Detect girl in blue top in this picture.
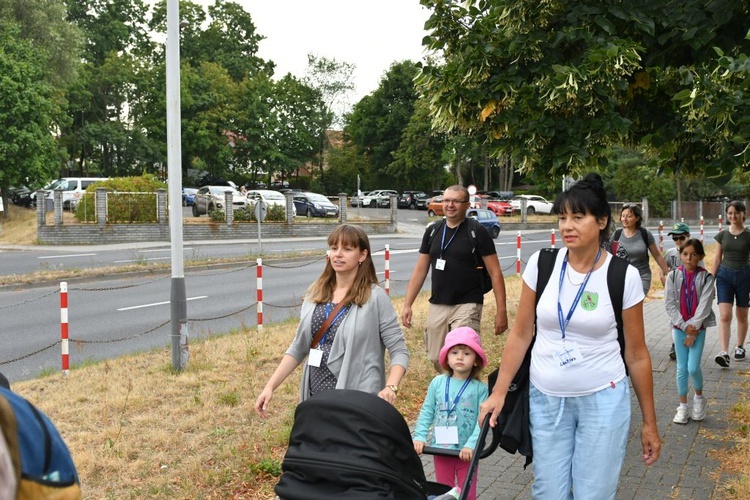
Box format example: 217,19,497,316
413,327,488,500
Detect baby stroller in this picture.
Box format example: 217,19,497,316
274,389,499,499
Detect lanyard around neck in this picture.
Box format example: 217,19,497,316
557,250,601,340
681,267,698,313
444,376,472,414
439,221,462,258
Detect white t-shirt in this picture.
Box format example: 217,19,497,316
524,249,645,396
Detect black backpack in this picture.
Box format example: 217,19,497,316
426,217,493,293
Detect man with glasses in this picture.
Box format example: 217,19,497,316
402,185,508,371
664,223,704,360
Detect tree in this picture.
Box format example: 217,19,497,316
0,0,81,85
418,0,750,180
346,60,420,187
387,98,447,191
0,21,66,215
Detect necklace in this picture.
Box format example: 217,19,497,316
566,266,586,286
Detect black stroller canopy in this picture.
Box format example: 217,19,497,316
275,389,430,499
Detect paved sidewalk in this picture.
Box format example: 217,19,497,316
422,299,744,499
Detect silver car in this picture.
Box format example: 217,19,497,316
192,186,247,216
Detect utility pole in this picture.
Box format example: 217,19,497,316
167,0,188,370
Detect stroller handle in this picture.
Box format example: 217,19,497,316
421,413,499,460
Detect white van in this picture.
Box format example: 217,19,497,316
44,177,109,209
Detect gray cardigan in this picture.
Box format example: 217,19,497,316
665,268,717,331
286,285,409,402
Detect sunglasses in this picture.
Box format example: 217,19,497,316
672,235,687,242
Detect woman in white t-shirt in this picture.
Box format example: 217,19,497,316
480,173,660,499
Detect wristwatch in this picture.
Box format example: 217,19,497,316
387,385,399,394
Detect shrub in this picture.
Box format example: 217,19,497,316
209,209,225,223
74,174,167,223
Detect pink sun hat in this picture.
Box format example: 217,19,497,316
438,326,487,368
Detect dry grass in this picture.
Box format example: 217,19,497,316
0,205,37,245
10,282,520,499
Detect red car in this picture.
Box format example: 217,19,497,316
486,199,515,216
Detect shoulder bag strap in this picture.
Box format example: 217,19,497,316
310,301,348,348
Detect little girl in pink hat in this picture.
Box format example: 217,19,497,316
412,326,489,500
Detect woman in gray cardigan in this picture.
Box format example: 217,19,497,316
255,225,409,418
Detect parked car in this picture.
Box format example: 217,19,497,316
360,189,398,208
486,199,515,216
397,190,429,209
350,191,368,207
192,185,247,216
245,189,296,216
43,177,109,209
467,208,501,238
182,187,198,206
293,192,340,217
480,190,514,200
8,186,35,208
510,194,554,215
426,195,444,217
425,208,501,239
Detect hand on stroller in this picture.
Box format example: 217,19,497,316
459,447,474,462
479,392,506,428
413,440,425,455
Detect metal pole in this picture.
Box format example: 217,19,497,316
167,0,187,371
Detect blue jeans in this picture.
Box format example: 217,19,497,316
716,265,750,307
529,381,630,500
672,328,706,396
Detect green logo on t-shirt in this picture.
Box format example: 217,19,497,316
581,291,598,311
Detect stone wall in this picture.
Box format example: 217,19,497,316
36,190,398,245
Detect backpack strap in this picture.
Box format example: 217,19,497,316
536,248,559,307
607,255,629,374
426,219,445,252
639,226,650,247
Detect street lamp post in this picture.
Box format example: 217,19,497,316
167,0,187,370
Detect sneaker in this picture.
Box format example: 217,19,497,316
692,397,707,421
715,352,730,368
669,343,676,361
673,405,689,424
735,346,746,361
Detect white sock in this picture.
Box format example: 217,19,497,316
678,403,687,409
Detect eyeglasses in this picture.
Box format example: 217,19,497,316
672,235,687,242
442,199,469,205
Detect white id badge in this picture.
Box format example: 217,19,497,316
556,341,583,368
434,426,459,445
307,348,323,367
435,258,446,271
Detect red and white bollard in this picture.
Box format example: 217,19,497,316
659,221,664,253
384,245,391,295
550,229,556,248
718,214,723,232
700,216,704,242
256,258,263,333
516,231,522,276
60,281,69,376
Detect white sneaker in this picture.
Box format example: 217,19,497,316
692,397,707,421
673,405,689,424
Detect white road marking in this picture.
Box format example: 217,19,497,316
38,253,97,259
117,295,208,311
138,248,193,253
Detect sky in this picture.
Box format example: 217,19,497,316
231,1,433,105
